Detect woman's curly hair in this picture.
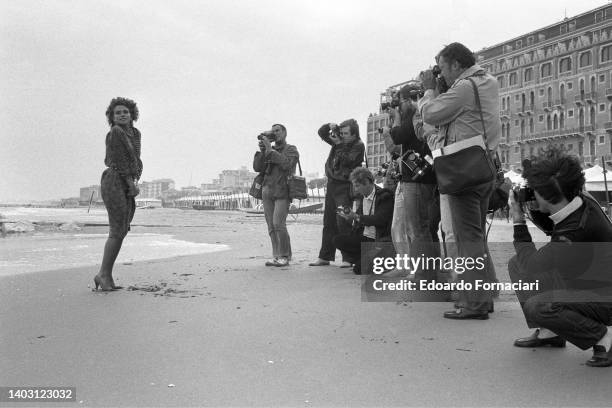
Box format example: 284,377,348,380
524,145,585,204
105,97,139,126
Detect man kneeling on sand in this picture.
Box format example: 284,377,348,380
332,167,394,275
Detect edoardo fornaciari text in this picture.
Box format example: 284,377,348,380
371,279,540,292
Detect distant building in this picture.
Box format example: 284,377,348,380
476,4,612,169
180,186,201,196
79,185,101,204
139,178,175,199
218,166,257,192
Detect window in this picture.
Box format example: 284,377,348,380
601,104,606,112
367,135,373,143
541,63,552,78
539,115,544,122
529,118,534,133
567,82,573,90
602,45,612,63
539,89,545,96
515,94,520,101
560,83,566,104
559,57,572,72
515,146,520,153
560,24,568,35
516,40,522,49
568,144,573,151
579,52,592,68
600,74,606,83
524,68,533,82
600,135,606,144
515,120,519,126
527,36,534,46
497,76,505,88
590,140,595,156
596,11,604,23
568,110,574,118
509,72,518,86
367,146,373,155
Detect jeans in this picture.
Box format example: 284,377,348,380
262,187,291,259
391,181,436,280
445,180,495,313
318,181,353,261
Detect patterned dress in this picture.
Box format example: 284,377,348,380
101,125,143,239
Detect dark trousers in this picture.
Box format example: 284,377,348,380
318,181,353,261
509,256,612,350
446,180,495,313
333,234,376,274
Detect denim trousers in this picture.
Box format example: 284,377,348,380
318,181,353,261
391,181,436,280
444,180,495,312
262,187,291,259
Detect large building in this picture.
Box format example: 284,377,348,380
218,166,257,192
366,4,612,172
477,4,612,170
139,178,175,199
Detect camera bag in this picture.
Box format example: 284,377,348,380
432,76,496,195
287,157,308,200
249,173,264,200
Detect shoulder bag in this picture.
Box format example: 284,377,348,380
288,157,308,200
249,173,264,199
432,77,496,195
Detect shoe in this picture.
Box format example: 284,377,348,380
265,258,278,267
338,261,353,268
453,302,494,313
443,308,489,320
272,258,289,267
586,345,612,367
93,275,118,292
308,259,330,266
513,329,566,348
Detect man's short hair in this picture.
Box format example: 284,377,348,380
339,118,359,138
437,42,476,70
524,146,585,204
272,123,286,133
349,167,374,184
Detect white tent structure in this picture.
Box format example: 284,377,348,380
504,169,524,185
584,165,611,191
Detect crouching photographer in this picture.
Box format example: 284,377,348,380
253,124,299,267
508,146,612,367
332,167,394,275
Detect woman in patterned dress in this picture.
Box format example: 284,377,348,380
94,97,143,291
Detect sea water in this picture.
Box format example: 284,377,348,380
0,207,230,276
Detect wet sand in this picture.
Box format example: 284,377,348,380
1,213,611,407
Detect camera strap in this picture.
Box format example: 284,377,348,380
467,76,502,171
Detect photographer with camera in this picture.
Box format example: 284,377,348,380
309,119,365,268
418,42,501,320
332,167,394,274
253,124,299,267
508,147,612,367
386,83,437,281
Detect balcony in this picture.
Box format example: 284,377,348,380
574,94,585,106
585,92,597,104
554,99,565,109
542,101,553,112
606,89,612,100
522,128,582,143
499,110,510,119
604,121,612,132
525,104,535,115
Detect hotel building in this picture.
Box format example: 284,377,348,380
367,4,612,172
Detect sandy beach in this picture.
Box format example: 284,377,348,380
1,210,611,407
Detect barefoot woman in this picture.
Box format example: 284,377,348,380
95,97,143,291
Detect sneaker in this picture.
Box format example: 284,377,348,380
265,258,278,266
273,257,289,267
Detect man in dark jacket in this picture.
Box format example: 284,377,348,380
508,147,612,367
310,119,365,267
332,167,394,274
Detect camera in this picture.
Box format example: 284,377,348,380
336,205,352,215
380,90,400,111
514,186,535,206
401,151,433,181
257,130,276,142
432,65,450,94
377,161,401,181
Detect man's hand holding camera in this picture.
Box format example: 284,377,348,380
420,69,437,91
257,130,275,153
336,205,358,223
328,123,342,145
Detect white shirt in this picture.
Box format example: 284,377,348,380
362,187,376,239
549,196,583,225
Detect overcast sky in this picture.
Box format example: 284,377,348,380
0,0,607,201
